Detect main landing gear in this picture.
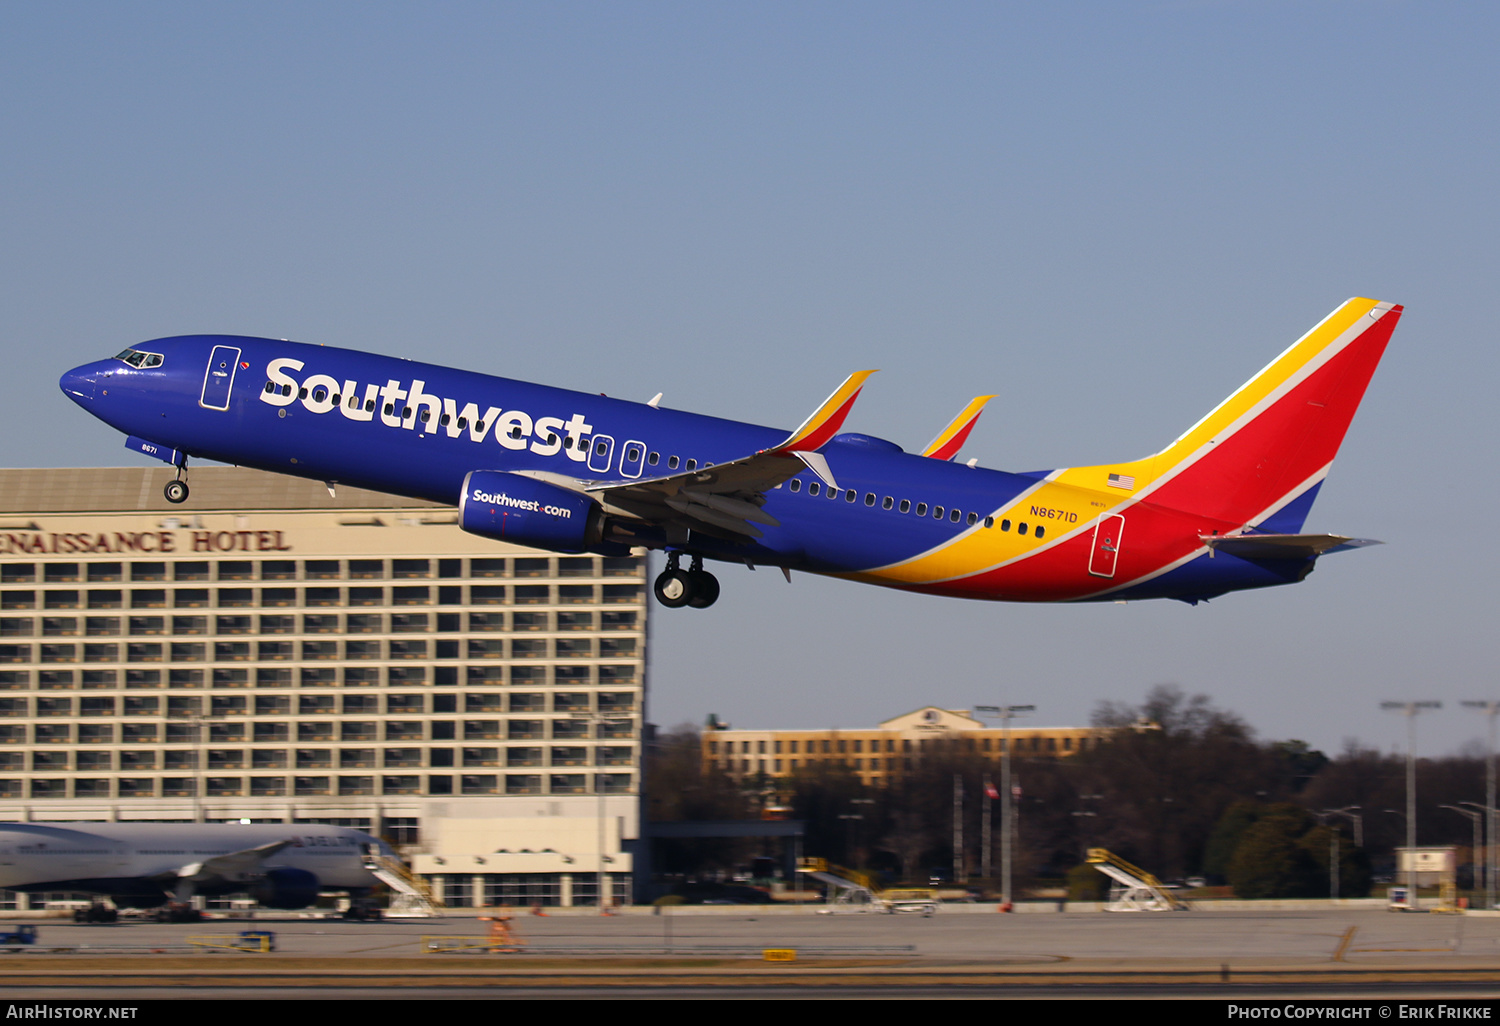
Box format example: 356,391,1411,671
164,462,189,504
654,553,720,609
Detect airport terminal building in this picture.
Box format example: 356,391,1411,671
0,467,648,907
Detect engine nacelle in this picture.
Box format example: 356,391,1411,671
459,471,603,553
249,867,321,910
108,886,170,909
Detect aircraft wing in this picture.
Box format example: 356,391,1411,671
583,370,876,541
1200,533,1381,559
161,839,294,901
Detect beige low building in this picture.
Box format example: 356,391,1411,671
0,466,647,907
705,706,1117,787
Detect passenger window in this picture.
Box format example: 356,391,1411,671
686,460,697,471
899,500,911,513
790,479,801,493
950,509,962,523
984,516,994,528
845,490,856,503
1035,526,1046,539
808,483,820,496
933,506,944,520
882,497,894,510
648,452,659,465
916,503,927,517
1001,519,1011,531
967,512,978,525
864,493,876,507
668,456,679,470
1018,523,1029,536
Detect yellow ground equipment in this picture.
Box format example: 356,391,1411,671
1086,848,1190,912
798,858,939,915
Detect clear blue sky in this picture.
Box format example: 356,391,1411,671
4,1,1497,758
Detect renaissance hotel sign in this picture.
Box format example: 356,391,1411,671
0,530,295,555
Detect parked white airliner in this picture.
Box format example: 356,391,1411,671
0,822,392,909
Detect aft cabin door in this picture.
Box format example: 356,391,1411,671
199,346,241,411
1088,514,1125,578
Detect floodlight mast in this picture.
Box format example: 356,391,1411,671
1462,701,1499,911
570,711,620,911
1318,806,1361,900
1382,701,1441,909
976,703,1034,910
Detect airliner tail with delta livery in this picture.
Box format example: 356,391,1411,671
59,298,1401,608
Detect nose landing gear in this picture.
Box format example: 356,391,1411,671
654,553,720,609
163,461,189,504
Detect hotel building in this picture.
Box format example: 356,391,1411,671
705,706,1122,790
0,466,648,907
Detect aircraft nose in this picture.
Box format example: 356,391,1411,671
59,362,104,403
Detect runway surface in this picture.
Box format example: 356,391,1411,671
0,908,1497,999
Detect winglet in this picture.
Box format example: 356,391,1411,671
921,395,995,460
765,370,877,455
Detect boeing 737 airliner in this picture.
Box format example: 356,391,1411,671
59,298,1401,608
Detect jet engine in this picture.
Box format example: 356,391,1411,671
459,471,603,553
248,867,321,910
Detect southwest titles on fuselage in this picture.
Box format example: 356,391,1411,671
262,358,597,460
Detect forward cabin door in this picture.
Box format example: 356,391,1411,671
1088,514,1125,578
200,346,242,411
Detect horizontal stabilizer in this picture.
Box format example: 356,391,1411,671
1201,533,1381,559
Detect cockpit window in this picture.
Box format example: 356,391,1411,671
114,348,164,369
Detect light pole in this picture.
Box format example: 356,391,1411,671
570,711,621,910
976,703,1034,909
1461,701,1499,910
1319,806,1360,900
844,797,874,871
1461,801,1496,910
1443,805,1483,903
1382,701,1440,909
